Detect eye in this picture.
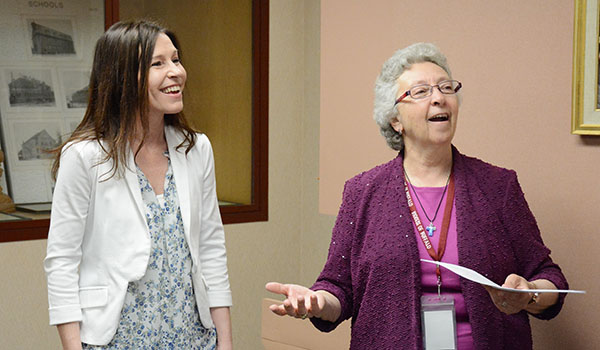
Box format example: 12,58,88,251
410,85,429,98
172,58,181,64
439,81,457,93
151,61,162,67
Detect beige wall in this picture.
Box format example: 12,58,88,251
0,240,59,348
1,1,596,349
319,1,599,349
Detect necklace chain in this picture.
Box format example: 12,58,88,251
403,169,451,224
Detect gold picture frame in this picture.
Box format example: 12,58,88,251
572,0,600,134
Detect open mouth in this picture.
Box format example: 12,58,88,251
428,113,449,122
160,85,181,94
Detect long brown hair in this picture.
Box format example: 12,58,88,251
51,20,196,180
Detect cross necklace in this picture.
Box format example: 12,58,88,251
403,169,451,237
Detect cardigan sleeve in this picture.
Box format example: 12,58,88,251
502,171,569,320
310,179,360,332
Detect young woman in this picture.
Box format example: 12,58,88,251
45,20,232,350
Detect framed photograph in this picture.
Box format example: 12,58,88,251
7,118,63,165
24,17,79,58
9,167,54,203
58,68,90,109
2,117,63,204
63,116,83,140
572,0,600,135
2,68,59,111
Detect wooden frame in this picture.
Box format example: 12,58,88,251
572,0,600,134
221,0,269,224
0,0,269,242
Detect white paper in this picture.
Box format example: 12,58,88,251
420,259,586,294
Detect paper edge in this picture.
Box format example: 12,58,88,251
420,259,586,294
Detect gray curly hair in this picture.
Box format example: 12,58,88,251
373,43,453,151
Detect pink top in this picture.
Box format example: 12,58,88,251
408,184,474,350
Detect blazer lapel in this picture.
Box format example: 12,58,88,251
165,127,192,240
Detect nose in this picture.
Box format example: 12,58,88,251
167,61,185,79
430,86,446,106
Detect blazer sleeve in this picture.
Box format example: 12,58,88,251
502,171,569,320
196,135,232,307
44,142,94,325
310,179,360,332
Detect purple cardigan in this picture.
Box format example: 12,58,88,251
311,147,568,350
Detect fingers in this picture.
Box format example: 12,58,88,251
502,274,526,289
487,289,517,314
502,274,533,306
296,295,308,318
486,288,508,313
492,297,512,314
268,303,288,316
486,274,533,314
265,282,315,319
309,293,321,317
266,282,298,317
265,282,287,296
282,297,309,319
283,298,297,315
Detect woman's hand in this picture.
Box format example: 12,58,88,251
265,282,341,322
485,274,534,315
485,274,558,315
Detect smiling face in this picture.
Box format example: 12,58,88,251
147,33,187,119
391,62,459,151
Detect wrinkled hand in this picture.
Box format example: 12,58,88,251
484,274,535,315
265,282,327,320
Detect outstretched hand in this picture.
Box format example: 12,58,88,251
484,274,534,315
265,282,329,320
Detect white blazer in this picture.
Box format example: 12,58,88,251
44,126,232,345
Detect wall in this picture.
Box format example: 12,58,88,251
318,1,600,349
0,240,58,348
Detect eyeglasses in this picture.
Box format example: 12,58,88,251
395,80,462,105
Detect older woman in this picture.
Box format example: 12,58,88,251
267,43,568,349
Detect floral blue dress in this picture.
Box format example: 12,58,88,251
83,154,216,349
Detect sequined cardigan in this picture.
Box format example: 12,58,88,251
311,147,568,350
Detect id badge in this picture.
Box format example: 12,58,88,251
420,295,457,350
